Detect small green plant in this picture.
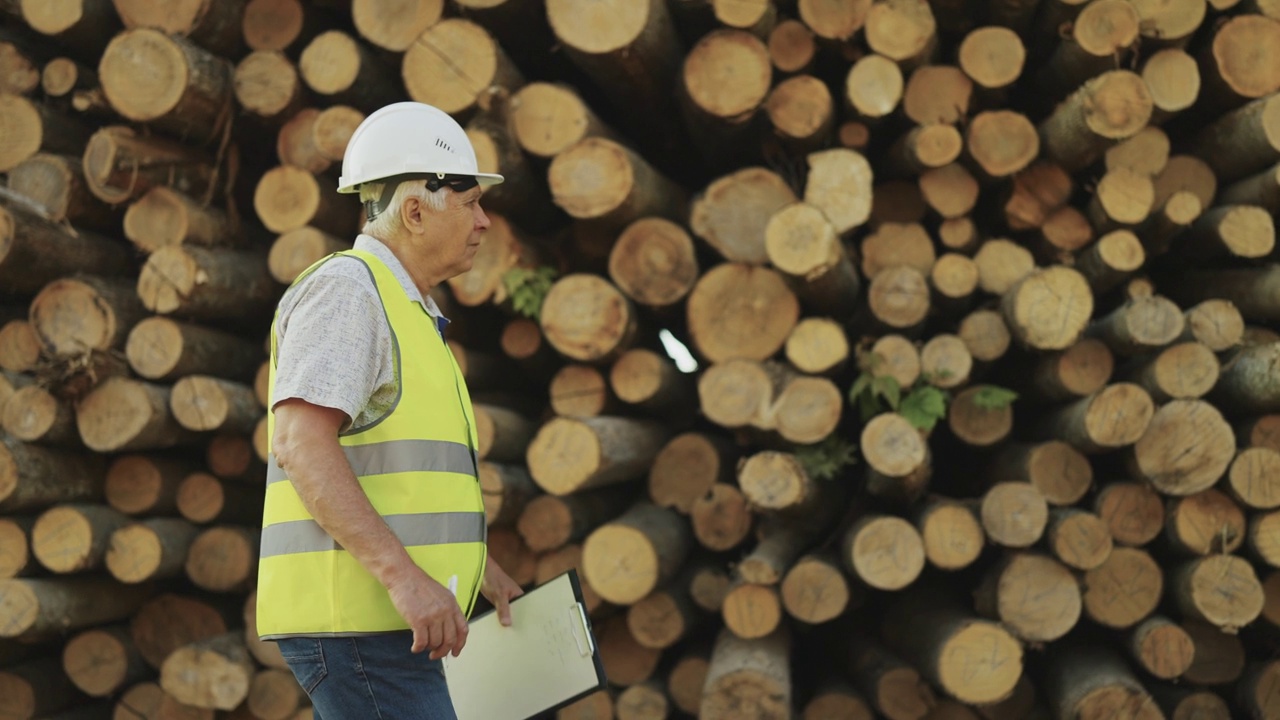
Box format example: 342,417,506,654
848,352,901,421
794,436,859,481
501,266,558,320
899,385,950,431
972,385,1019,410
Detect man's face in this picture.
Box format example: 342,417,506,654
417,185,490,279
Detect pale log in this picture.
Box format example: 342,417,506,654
1210,342,1280,415
1171,555,1264,632
546,0,683,119
738,492,844,584
549,364,618,418
972,237,1034,295
844,54,904,124
1087,295,1185,357
780,553,853,625
124,188,235,255
881,587,1023,705
1036,382,1154,453
138,245,278,322
298,31,398,111
233,52,304,124
104,454,194,517
82,126,219,206
1000,266,1093,351
169,375,260,435
1041,639,1163,720
1082,546,1162,628
765,202,861,317
608,218,698,310
767,19,815,75
29,275,144,358
160,632,254,711
690,482,753,551
113,0,246,57
1176,205,1276,263
185,526,257,593
98,29,234,146
666,651,709,716
508,82,617,160
972,552,1082,642
1123,615,1196,681
268,226,349,285
582,502,690,605
700,628,791,720
608,348,690,414
690,167,797,264
648,432,734,514
1037,205,1093,258
31,503,129,574
0,87,94,172
248,668,308,720
3,385,76,445
1225,446,1280,510
527,415,668,495
253,165,355,236
242,0,326,53
76,377,198,453
920,334,972,389
0,202,131,297
1197,15,1280,110
0,577,153,640
763,74,833,154
958,309,1012,364
1124,341,1220,403
957,27,1024,99
539,274,639,363
126,317,261,384
861,413,930,506
175,472,261,527
549,138,686,236
402,19,524,118
860,222,936,280
980,482,1048,548
928,253,979,315
902,65,970,127
0,516,33,579
687,263,799,363
516,485,633,552
1075,230,1144,295
964,110,1039,180
805,148,874,236
474,404,534,465
0,322,41,373
884,124,963,178
1038,0,1139,95
615,681,668,720
870,334,922,388
721,579,782,639
847,636,936,720
1152,155,1216,219
947,385,1014,447
914,497,984,571
1087,169,1154,232
63,624,148,697
451,216,541,308
1017,338,1114,404
0,30,42,95
1165,489,1245,556
1094,480,1165,547
1003,160,1073,231
1105,126,1170,178
307,105,363,165
785,318,849,376
1142,48,1199,124
1037,70,1153,171
0,435,105,513
7,153,116,230
350,0,442,52
1045,507,1113,570
626,579,699,649
841,514,926,591
864,265,931,332
467,116,559,233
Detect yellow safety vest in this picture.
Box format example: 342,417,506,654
256,249,487,639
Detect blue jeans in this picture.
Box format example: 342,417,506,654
277,632,457,720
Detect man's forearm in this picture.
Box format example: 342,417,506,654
280,437,423,589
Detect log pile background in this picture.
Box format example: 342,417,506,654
1,0,1279,718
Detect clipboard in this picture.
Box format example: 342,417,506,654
443,569,607,720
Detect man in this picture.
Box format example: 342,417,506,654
257,101,524,720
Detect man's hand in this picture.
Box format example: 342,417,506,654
480,554,524,626
386,567,470,659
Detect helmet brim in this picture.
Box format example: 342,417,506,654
337,171,505,194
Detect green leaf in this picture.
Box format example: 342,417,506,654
900,386,949,431
501,266,558,321
848,371,872,405
872,375,901,410
972,385,1019,410
794,437,859,481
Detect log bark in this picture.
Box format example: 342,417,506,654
0,201,132,297
350,0,443,52
105,518,199,585
124,187,235,254
516,485,633,552
1075,230,1145,295
467,116,559,234
1124,341,1220,402
527,415,668,495
160,632,254,711
113,0,247,57
169,376,260,435
177,473,262,526
298,30,399,111
0,434,105,513
1094,480,1165,547
99,29,234,146
582,502,691,606
82,124,222,207
539,274,640,363
690,482,753,552
0,577,153,641
28,275,144,359
847,636,935,720
1001,266,1093,351
1046,507,1113,571
1087,295,1185,357
972,552,1082,643
30,503,129,574
1015,338,1114,404
548,138,686,236
474,404,534,465
137,246,278,322
1081,546,1163,629
915,497,984,572
478,462,536,528
0,656,82,719
126,317,261,384
402,19,524,118
7,153,116,230
1037,70,1154,171
700,628,791,720
1038,0,1139,95
76,377,198,453
1041,638,1163,720
608,217,699,310
861,413,931,507
2,385,77,445
104,454,193,517
765,202,862,318
1037,382,1154,453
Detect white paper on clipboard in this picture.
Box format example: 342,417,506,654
442,570,605,720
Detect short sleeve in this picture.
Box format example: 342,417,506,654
271,263,396,430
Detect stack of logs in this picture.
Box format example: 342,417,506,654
1,0,1280,718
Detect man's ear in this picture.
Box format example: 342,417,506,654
401,195,425,234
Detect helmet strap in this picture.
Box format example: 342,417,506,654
363,173,480,220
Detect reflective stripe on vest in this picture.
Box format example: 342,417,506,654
256,248,487,640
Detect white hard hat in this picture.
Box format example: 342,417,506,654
336,102,504,195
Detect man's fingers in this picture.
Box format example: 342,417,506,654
441,616,458,658
496,595,513,627
411,626,429,654
453,610,469,655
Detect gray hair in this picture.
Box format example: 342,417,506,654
360,179,451,238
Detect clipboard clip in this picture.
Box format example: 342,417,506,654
567,602,593,657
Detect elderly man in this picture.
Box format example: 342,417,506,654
257,102,523,719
